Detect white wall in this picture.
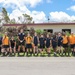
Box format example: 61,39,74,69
27,25,75,33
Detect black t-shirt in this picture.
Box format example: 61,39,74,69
46,38,51,45
52,37,57,45
33,36,38,44
10,40,16,47
39,37,45,45
18,33,25,40
57,36,63,44
0,36,2,45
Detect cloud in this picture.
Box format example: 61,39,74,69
9,9,46,23
49,11,75,22
67,5,75,11
1,0,74,23
0,0,43,8
31,11,47,23
0,0,47,23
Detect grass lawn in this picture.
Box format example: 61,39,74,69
0,52,73,57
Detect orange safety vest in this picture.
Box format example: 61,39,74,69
3,36,9,45
62,36,68,44
25,36,32,44
69,35,75,44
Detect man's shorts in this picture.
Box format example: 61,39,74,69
39,44,45,48
26,44,32,48
18,41,25,46
63,43,68,48
46,44,50,48
11,46,15,49
34,43,38,46
58,42,62,46
3,45,9,48
70,44,75,48
52,45,57,48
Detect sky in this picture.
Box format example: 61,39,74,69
0,0,75,23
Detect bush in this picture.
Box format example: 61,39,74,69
29,27,35,37
35,29,43,37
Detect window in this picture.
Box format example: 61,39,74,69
24,29,30,31
62,29,71,33
44,29,53,33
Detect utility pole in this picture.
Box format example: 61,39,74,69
47,16,50,23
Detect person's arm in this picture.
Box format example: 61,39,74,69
17,35,20,42
14,40,16,48
9,40,11,48
38,38,40,44
2,36,4,46
31,37,33,43
67,36,69,46
50,39,52,47
33,36,34,43
61,37,63,42
37,37,39,43
50,40,52,47
44,38,46,44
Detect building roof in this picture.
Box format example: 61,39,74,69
3,22,75,26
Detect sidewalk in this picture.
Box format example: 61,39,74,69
0,57,75,75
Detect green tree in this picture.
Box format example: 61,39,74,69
10,18,16,24
2,7,10,24
18,14,33,24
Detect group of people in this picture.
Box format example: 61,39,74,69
0,29,75,57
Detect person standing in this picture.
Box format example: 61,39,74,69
25,33,33,56
0,33,2,55
33,32,39,56
52,35,58,57
69,32,75,56
2,32,10,56
57,33,63,56
18,29,25,56
62,33,68,56
45,34,51,57
39,34,45,56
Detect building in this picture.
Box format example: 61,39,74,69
3,22,75,33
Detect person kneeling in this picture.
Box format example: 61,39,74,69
9,36,16,56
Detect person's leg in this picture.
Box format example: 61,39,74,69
26,44,29,56
60,46,63,56
13,47,16,56
63,47,65,56
30,48,33,56
71,47,74,56
34,46,38,56
9,47,12,56
0,46,1,55
73,47,75,56
54,48,56,56
6,47,9,56
33,46,36,56
26,48,29,56
47,48,50,57
18,46,21,56
36,46,38,56
2,48,5,56
39,48,42,56
40,48,43,56
63,44,68,56
58,46,61,55
22,46,25,56
65,47,68,56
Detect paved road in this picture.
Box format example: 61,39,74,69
0,57,75,75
